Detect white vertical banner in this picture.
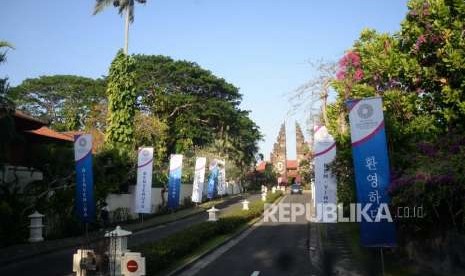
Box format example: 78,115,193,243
217,160,226,196
313,125,337,223
135,147,154,214
191,157,207,203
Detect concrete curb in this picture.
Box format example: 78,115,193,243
166,193,287,276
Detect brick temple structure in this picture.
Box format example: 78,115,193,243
263,122,308,185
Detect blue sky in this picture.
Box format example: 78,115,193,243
0,0,408,159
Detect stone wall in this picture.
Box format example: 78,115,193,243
105,183,242,220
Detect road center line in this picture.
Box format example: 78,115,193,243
251,271,260,276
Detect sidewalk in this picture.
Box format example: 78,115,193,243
0,193,249,268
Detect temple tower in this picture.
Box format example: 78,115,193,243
270,123,287,182
296,122,306,164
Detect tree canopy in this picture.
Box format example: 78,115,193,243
9,75,106,131
132,54,261,167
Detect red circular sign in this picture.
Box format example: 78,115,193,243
127,260,138,272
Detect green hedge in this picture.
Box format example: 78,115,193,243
138,191,283,274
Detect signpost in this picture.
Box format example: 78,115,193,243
126,260,138,273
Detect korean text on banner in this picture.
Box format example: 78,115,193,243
347,96,396,247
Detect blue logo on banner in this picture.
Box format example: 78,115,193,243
168,167,182,209
348,99,396,247
75,148,95,223
207,166,219,199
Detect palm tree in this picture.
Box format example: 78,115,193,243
0,41,14,64
93,0,147,54
0,40,14,115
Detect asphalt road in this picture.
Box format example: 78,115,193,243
189,193,316,276
0,194,255,276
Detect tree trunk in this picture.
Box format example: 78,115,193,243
124,7,130,54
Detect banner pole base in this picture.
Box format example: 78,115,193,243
380,248,385,276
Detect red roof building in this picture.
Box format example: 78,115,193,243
6,110,73,166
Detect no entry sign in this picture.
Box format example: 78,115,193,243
127,260,138,272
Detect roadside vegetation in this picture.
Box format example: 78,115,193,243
317,0,465,273
0,48,262,246
138,191,283,275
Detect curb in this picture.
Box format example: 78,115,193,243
166,193,287,276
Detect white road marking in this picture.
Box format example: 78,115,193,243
251,271,260,276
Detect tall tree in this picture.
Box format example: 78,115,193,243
0,41,14,112
105,50,137,152
132,54,260,165
0,40,15,164
0,41,14,65
9,75,106,131
93,0,147,54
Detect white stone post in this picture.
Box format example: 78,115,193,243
261,192,267,202
28,211,45,243
207,206,220,221
272,186,276,194
242,200,250,210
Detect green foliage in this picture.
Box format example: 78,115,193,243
134,112,168,170
93,0,147,23
245,162,277,191
0,41,16,164
400,0,465,131
325,0,465,239
133,54,261,173
9,75,106,131
0,186,28,247
389,135,465,239
93,147,137,196
105,50,137,152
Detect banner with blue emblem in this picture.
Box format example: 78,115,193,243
207,159,219,199
135,147,154,213
74,134,95,223
347,96,396,247
167,154,183,209
313,124,337,223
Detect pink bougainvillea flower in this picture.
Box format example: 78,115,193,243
346,51,361,67
417,35,427,44
354,68,364,81
338,56,348,68
336,69,346,80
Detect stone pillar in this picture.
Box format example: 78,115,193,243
207,206,220,221
28,211,45,243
